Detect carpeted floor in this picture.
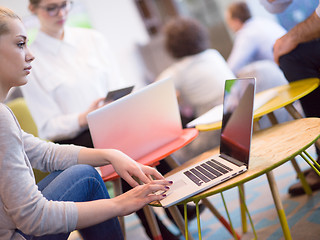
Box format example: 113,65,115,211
124,145,320,240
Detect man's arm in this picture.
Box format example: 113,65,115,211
274,11,320,64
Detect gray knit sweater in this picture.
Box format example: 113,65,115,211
0,104,82,239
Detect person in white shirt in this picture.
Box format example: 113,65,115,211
21,0,125,147
157,17,235,163
225,1,286,76
0,6,170,239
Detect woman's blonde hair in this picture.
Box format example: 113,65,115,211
0,7,20,36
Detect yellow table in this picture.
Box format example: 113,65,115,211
196,78,320,131
163,118,320,239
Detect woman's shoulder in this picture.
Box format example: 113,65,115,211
0,103,18,124
0,103,13,119
0,103,20,136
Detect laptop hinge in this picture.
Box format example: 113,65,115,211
219,153,246,167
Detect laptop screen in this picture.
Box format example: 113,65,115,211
220,78,255,165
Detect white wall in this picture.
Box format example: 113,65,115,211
81,0,150,88
0,0,149,88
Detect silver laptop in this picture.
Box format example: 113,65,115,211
87,78,183,161
160,77,256,208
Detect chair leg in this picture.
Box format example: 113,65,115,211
112,179,126,240
133,178,163,240
142,205,163,240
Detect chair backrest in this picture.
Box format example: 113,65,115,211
6,97,38,137
6,98,49,183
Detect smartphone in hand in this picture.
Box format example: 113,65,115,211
105,85,134,102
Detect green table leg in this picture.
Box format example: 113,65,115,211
184,203,189,240
290,158,312,195
194,200,202,240
301,151,320,177
238,184,248,233
238,186,257,239
220,192,239,240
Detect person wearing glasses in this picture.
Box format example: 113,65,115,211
21,0,124,148
0,6,171,240
20,0,182,239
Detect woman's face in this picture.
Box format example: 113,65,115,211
0,18,34,94
30,0,72,37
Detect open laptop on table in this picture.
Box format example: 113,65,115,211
87,78,184,175
159,77,256,208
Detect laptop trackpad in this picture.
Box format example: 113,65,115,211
172,179,187,190
164,179,187,196
155,179,187,196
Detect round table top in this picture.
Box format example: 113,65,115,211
164,117,320,204
196,78,320,131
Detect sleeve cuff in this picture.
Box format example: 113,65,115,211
316,3,320,18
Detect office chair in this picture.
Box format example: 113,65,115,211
6,97,49,183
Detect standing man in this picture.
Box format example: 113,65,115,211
260,0,320,196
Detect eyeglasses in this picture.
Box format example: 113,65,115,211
38,1,73,17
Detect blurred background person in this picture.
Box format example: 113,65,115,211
22,0,125,148
225,1,286,76
157,17,235,163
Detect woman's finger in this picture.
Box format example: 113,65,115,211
141,165,164,180
121,172,139,187
132,168,152,185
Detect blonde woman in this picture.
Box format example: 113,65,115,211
0,7,170,240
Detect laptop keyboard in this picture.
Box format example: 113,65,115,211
183,159,234,186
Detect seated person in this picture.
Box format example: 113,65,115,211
157,17,235,163
22,0,126,148
0,6,171,239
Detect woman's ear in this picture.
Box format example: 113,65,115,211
28,4,37,15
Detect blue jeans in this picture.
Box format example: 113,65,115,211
18,164,124,240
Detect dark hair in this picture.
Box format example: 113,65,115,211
0,7,21,37
228,1,251,23
29,0,42,7
163,17,209,59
